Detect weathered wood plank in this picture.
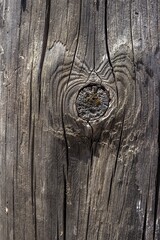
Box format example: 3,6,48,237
0,0,160,240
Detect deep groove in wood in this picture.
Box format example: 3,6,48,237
38,0,51,114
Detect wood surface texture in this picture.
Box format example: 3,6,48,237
0,0,160,239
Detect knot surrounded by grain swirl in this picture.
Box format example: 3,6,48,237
76,84,110,121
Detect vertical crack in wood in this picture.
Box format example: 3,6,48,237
63,166,67,240
21,0,26,12
4,104,8,237
29,63,33,143
113,111,125,176
88,122,94,167
85,164,92,239
85,205,90,240
57,215,59,240
30,118,37,240
107,111,125,208
34,175,37,240
61,93,69,240
86,165,90,202
13,168,15,240
142,170,151,240
93,0,96,70
142,200,148,240
38,0,51,114
13,113,19,240
129,0,137,103
61,101,69,173
30,118,35,206
96,0,99,12
84,165,92,239
16,10,23,95
104,0,118,104
153,116,160,239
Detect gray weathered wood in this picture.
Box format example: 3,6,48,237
0,0,160,239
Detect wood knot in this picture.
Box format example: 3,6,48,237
76,84,110,121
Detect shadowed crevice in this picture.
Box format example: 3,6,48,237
142,201,148,240
104,0,118,103
153,110,160,239
38,0,51,114
21,0,26,12
63,167,67,240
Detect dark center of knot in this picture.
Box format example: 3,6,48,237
76,84,110,121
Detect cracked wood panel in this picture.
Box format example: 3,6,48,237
0,0,160,240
